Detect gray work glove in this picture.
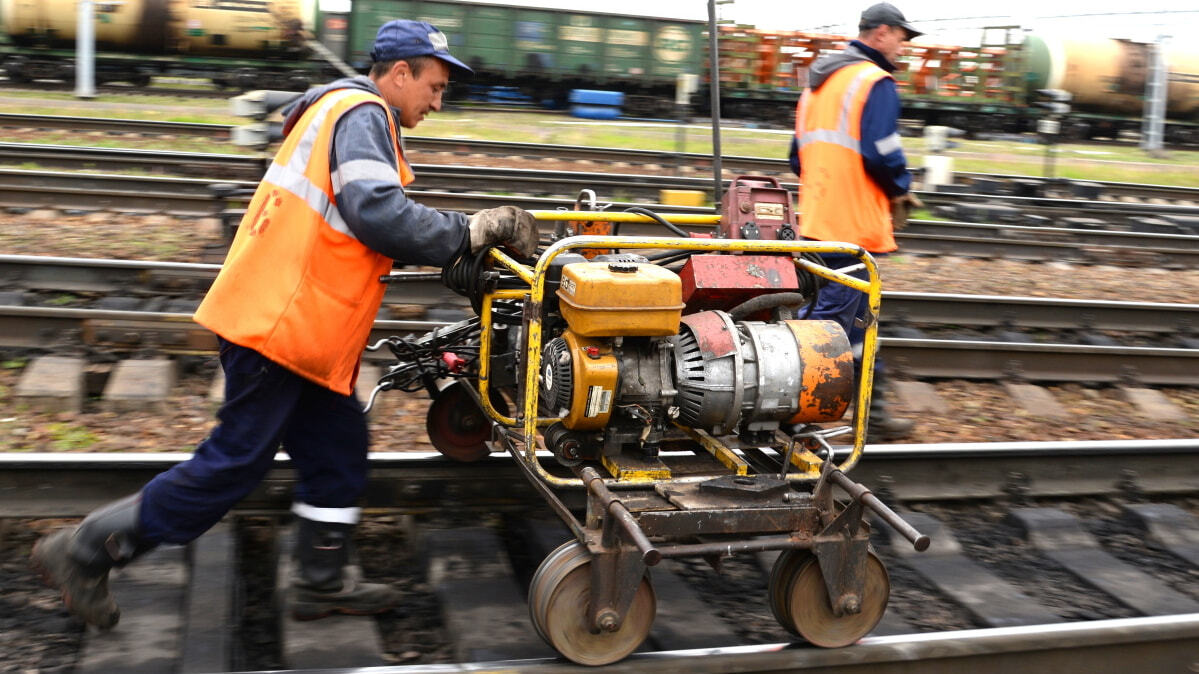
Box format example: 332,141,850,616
889,192,924,231
467,206,539,257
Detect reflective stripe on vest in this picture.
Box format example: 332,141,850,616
795,61,897,253
194,88,411,395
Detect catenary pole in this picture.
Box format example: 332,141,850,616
75,0,95,99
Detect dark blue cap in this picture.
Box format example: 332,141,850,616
859,3,923,40
370,20,473,77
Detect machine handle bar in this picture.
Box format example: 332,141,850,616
829,470,930,551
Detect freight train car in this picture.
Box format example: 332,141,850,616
3,1,1195,143
720,25,1199,143
1021,34,1199,142
320,0,704,115
0,0,326,88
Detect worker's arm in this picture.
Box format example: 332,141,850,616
330,103,469,266
859,78,912,198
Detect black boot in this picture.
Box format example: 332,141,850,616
866,371,914,443
290,517,400,620
30,493,155,629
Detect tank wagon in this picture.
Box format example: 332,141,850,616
0,0,321,88
1021,34,1199,142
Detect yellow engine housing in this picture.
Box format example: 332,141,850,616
557,331,618,430
557,261,684,337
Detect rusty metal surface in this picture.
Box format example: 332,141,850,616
678,254,799,313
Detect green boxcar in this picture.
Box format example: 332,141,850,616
341,0,703,92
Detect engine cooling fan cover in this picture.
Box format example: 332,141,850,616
540,337,574,415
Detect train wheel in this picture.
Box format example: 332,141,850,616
781,550,889,647
767,549,811,635
527,541,656,666
425,381,507,462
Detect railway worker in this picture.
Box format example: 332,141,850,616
788,2,922,442
31,19,539,629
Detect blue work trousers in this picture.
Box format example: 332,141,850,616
807,252,885,379
139,338,369,545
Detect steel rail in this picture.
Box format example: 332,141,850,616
3,439,1196,516
222,615,1199,674
0,112,233,139
0,305,444,355
6,144,1199,225
0,141,262,179
883,337,1199,385
4,255,1198,335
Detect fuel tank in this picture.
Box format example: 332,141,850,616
0,0,314,56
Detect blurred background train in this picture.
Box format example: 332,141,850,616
1,0,1197,143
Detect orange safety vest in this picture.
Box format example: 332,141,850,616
194,88,415,395
796,61,896,253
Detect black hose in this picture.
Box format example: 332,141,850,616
440,245,521,323
647,250,695,266
728,292,810,321
623,206,691,238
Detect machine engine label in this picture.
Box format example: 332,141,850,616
561,278,577,295
754,203,785,220
585,386,612,417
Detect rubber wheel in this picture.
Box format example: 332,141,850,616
425,381,508,462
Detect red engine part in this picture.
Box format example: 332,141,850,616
719,175,797,241
678,254,800,313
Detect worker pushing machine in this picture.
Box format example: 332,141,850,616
789,2,923,441
31,19,538,628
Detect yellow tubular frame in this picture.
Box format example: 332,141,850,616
475,210,881,490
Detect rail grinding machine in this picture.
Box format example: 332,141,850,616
367,176,930,666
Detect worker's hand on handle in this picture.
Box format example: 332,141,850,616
468,206,539,257
889,192,923,231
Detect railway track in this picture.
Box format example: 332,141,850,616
5,254,1198,335
2,113,1197,204
1,254,1197,385
4,140,1194,232
3,105,1197,674
5,304,1196,385
0,170,1196,267
4,140,1199,218
5,447,1199,672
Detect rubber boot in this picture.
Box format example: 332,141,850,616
866,371,914,443
30,493,155,630
290,517,400,620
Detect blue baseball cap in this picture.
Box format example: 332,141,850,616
370,20,473,78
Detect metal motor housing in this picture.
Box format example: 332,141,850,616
548,310,853,446
674,311,854,436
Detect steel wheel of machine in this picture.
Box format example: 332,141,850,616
527,541,656,666
528,541,581,644
782,550,889,647
767,549,812,635
425,381,508,462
